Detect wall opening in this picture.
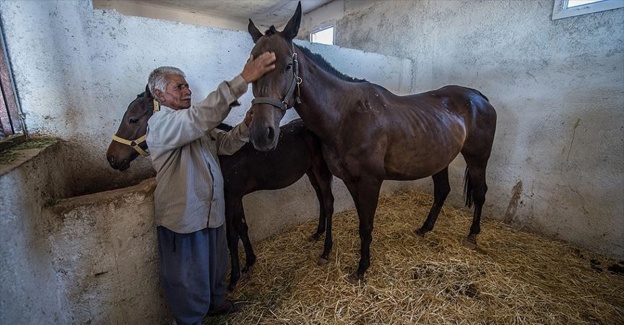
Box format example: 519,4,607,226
310,26,334,45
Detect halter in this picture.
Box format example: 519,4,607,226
251,44,302,110
110,99,160,157
111,133,149,157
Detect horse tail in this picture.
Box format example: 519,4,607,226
463,167,474,208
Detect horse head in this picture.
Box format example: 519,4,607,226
106,84,155,171
248,2,302,151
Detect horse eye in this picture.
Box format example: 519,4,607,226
285,63,293,71
129,118,139,124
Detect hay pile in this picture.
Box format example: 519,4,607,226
207,191,624,325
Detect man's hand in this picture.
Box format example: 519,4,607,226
241,52,276,83
244,108,253,127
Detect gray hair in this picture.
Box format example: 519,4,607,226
148,66,186,100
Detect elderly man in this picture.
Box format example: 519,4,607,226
146,52,275,325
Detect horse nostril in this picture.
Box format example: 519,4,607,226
267,127,275,140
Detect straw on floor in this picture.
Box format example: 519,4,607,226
206,190,624,325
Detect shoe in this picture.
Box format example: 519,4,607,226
207,300,242,316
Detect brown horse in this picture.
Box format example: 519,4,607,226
246,2,497,282
106,87,335,291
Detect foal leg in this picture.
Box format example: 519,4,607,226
238,210,257,275
306,162,335,265
462,164,488,250
415,168,451,237
306,170,326,241
225,199,242,292
225,194,257,292
344,177,382,284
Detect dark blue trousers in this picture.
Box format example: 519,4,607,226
157,226,228,325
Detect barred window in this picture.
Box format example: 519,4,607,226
0,22,26,151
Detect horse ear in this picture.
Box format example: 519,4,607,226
144,84,153,99
248,19,263,43
282,1,302,41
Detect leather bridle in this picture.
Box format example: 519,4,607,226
251,45,302,111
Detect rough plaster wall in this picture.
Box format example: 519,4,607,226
92,0,249,31
319,0,624,259
0,144,72,324
40,179,168,324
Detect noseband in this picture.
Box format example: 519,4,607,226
111,99,160,157
111,133,149,157
251,45,302,111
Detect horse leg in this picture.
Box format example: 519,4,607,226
306,170,326,241
344,177,382,284
306,161,335,265
415,168,450,237
225,199,242,292
462,163,488,250
238,210,257,275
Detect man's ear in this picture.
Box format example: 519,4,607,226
153,89,163,102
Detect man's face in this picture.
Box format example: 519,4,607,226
156,74,192,110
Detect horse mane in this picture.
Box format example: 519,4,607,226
260,26,365,83
136,92,145,98
297,46,366,83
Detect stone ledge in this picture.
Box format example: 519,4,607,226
0,137,59,177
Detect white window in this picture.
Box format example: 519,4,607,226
310,26,334,45
552,0,624,20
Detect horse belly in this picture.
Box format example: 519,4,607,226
383,135,464,180
384,152,460,180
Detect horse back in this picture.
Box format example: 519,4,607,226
220,119,315,195
329,84,494,180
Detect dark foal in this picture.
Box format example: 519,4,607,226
246,3,497,283
106,87,335,291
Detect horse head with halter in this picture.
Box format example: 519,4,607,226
106,85,159,171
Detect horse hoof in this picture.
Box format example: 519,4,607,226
242,265,254,278
414,229,426,238
227,283,237,293
462,237,477,250
346,272,365,285
317,257,329,266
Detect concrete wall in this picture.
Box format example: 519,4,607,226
301,0,624,259
0,143,72,324
92,0,249,31
1,150,168,323
0,0,412,323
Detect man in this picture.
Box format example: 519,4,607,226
146,52,276,325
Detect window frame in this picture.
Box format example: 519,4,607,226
552,0,624,20
0,20,26,151
309,25,335,45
